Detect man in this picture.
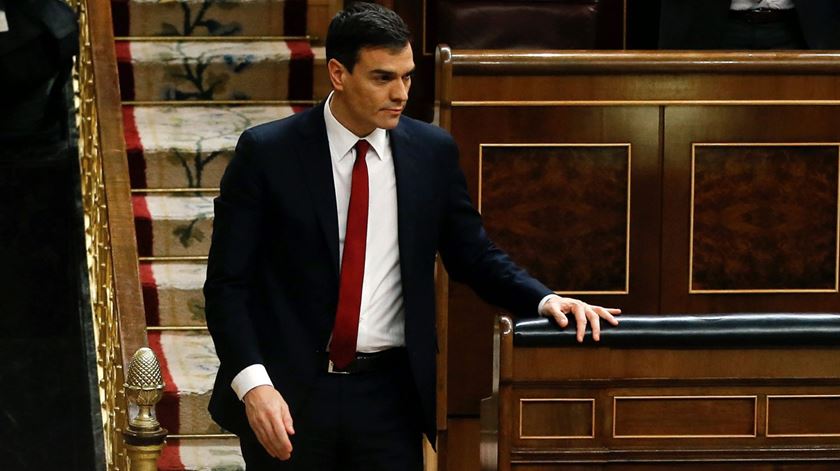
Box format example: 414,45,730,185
659,0,840,49
204,3,620,469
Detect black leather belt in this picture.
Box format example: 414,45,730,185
319,347,408,374
729,8,797,24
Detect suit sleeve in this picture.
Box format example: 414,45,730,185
436,136,553,318
204,129,266,375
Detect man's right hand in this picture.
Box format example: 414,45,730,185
243,385,295,460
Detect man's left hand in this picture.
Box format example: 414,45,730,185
541,297,621,342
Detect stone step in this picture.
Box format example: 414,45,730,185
116,40,327,102
142,261,207,327
123,105,306,189
159,437,244,471
150,330,221,435
134,194,215,257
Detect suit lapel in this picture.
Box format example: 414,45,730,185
294,111,422,284
296,103,340,279
391,122,421,283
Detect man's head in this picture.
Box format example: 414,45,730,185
326,2,414,136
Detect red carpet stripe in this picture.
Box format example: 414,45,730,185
148,331,183,468
110,0,130,37
121,105,148,189
140,262,161,327
283,0,308,36
115,41,136,101
132,195,153,257
158,438,185,471
287,40,314,100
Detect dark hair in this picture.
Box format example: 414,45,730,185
325,2,411,73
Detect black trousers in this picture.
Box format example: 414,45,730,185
239,358,424,470
722,12,808,49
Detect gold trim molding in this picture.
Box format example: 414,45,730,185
115,35,313,42
453,100,840,107
146,326,208,331
132,188,220,194
124,100,319,107
139,256,208,262
766,395,840,438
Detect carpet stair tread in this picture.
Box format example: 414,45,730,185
112,0,303,39
123,105,303,189
134,194,215,257
116,40,326,101
160,437,244,471
142,261,208,327
150,330,221,435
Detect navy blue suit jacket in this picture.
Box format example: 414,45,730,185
204,102,552,443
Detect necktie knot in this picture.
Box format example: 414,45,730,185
355,140,370,162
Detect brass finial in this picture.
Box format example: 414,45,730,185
125,347,165,431
123,348,167,471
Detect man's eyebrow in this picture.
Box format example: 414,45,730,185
370,68,416,77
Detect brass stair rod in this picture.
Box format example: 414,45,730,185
123,348,168,471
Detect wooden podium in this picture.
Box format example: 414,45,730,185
434,47,840,469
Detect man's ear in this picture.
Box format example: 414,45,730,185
327,58,347,92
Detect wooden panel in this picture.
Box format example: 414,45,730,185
613,396,757,438
481,145,630,293
513,463,840,470
451,74,840,103
768,396,840,437
691,145,839,292
446,105,661,415
661,105,840,313
440,50,840,470
519,399,594,439
443,417,480,471
513,347,840,382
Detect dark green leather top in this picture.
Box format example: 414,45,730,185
513,313,840,347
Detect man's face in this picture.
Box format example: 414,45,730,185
329,44,415,136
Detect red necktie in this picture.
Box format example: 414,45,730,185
329,140,370,368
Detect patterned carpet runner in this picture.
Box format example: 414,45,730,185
113,0,331,468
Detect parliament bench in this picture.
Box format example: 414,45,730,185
480,313,840,470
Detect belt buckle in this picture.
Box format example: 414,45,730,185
327,360,350,374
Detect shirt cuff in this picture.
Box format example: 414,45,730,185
538,294,561,317
231,364,273,401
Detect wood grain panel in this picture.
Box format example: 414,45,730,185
481,145,629,293
691,145,839,292
661,105,840,313
519,399,594,439
613,396,757,438
768,396,840,437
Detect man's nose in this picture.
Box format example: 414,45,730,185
391,79,409,102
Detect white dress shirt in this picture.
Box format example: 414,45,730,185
231,93,557,400
730,0,795,10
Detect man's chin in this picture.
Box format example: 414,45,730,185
378,115,402,129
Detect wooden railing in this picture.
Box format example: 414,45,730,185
71,0,152,468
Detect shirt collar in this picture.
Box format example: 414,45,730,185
324,91,388,162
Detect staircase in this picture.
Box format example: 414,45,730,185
111,1,334,468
